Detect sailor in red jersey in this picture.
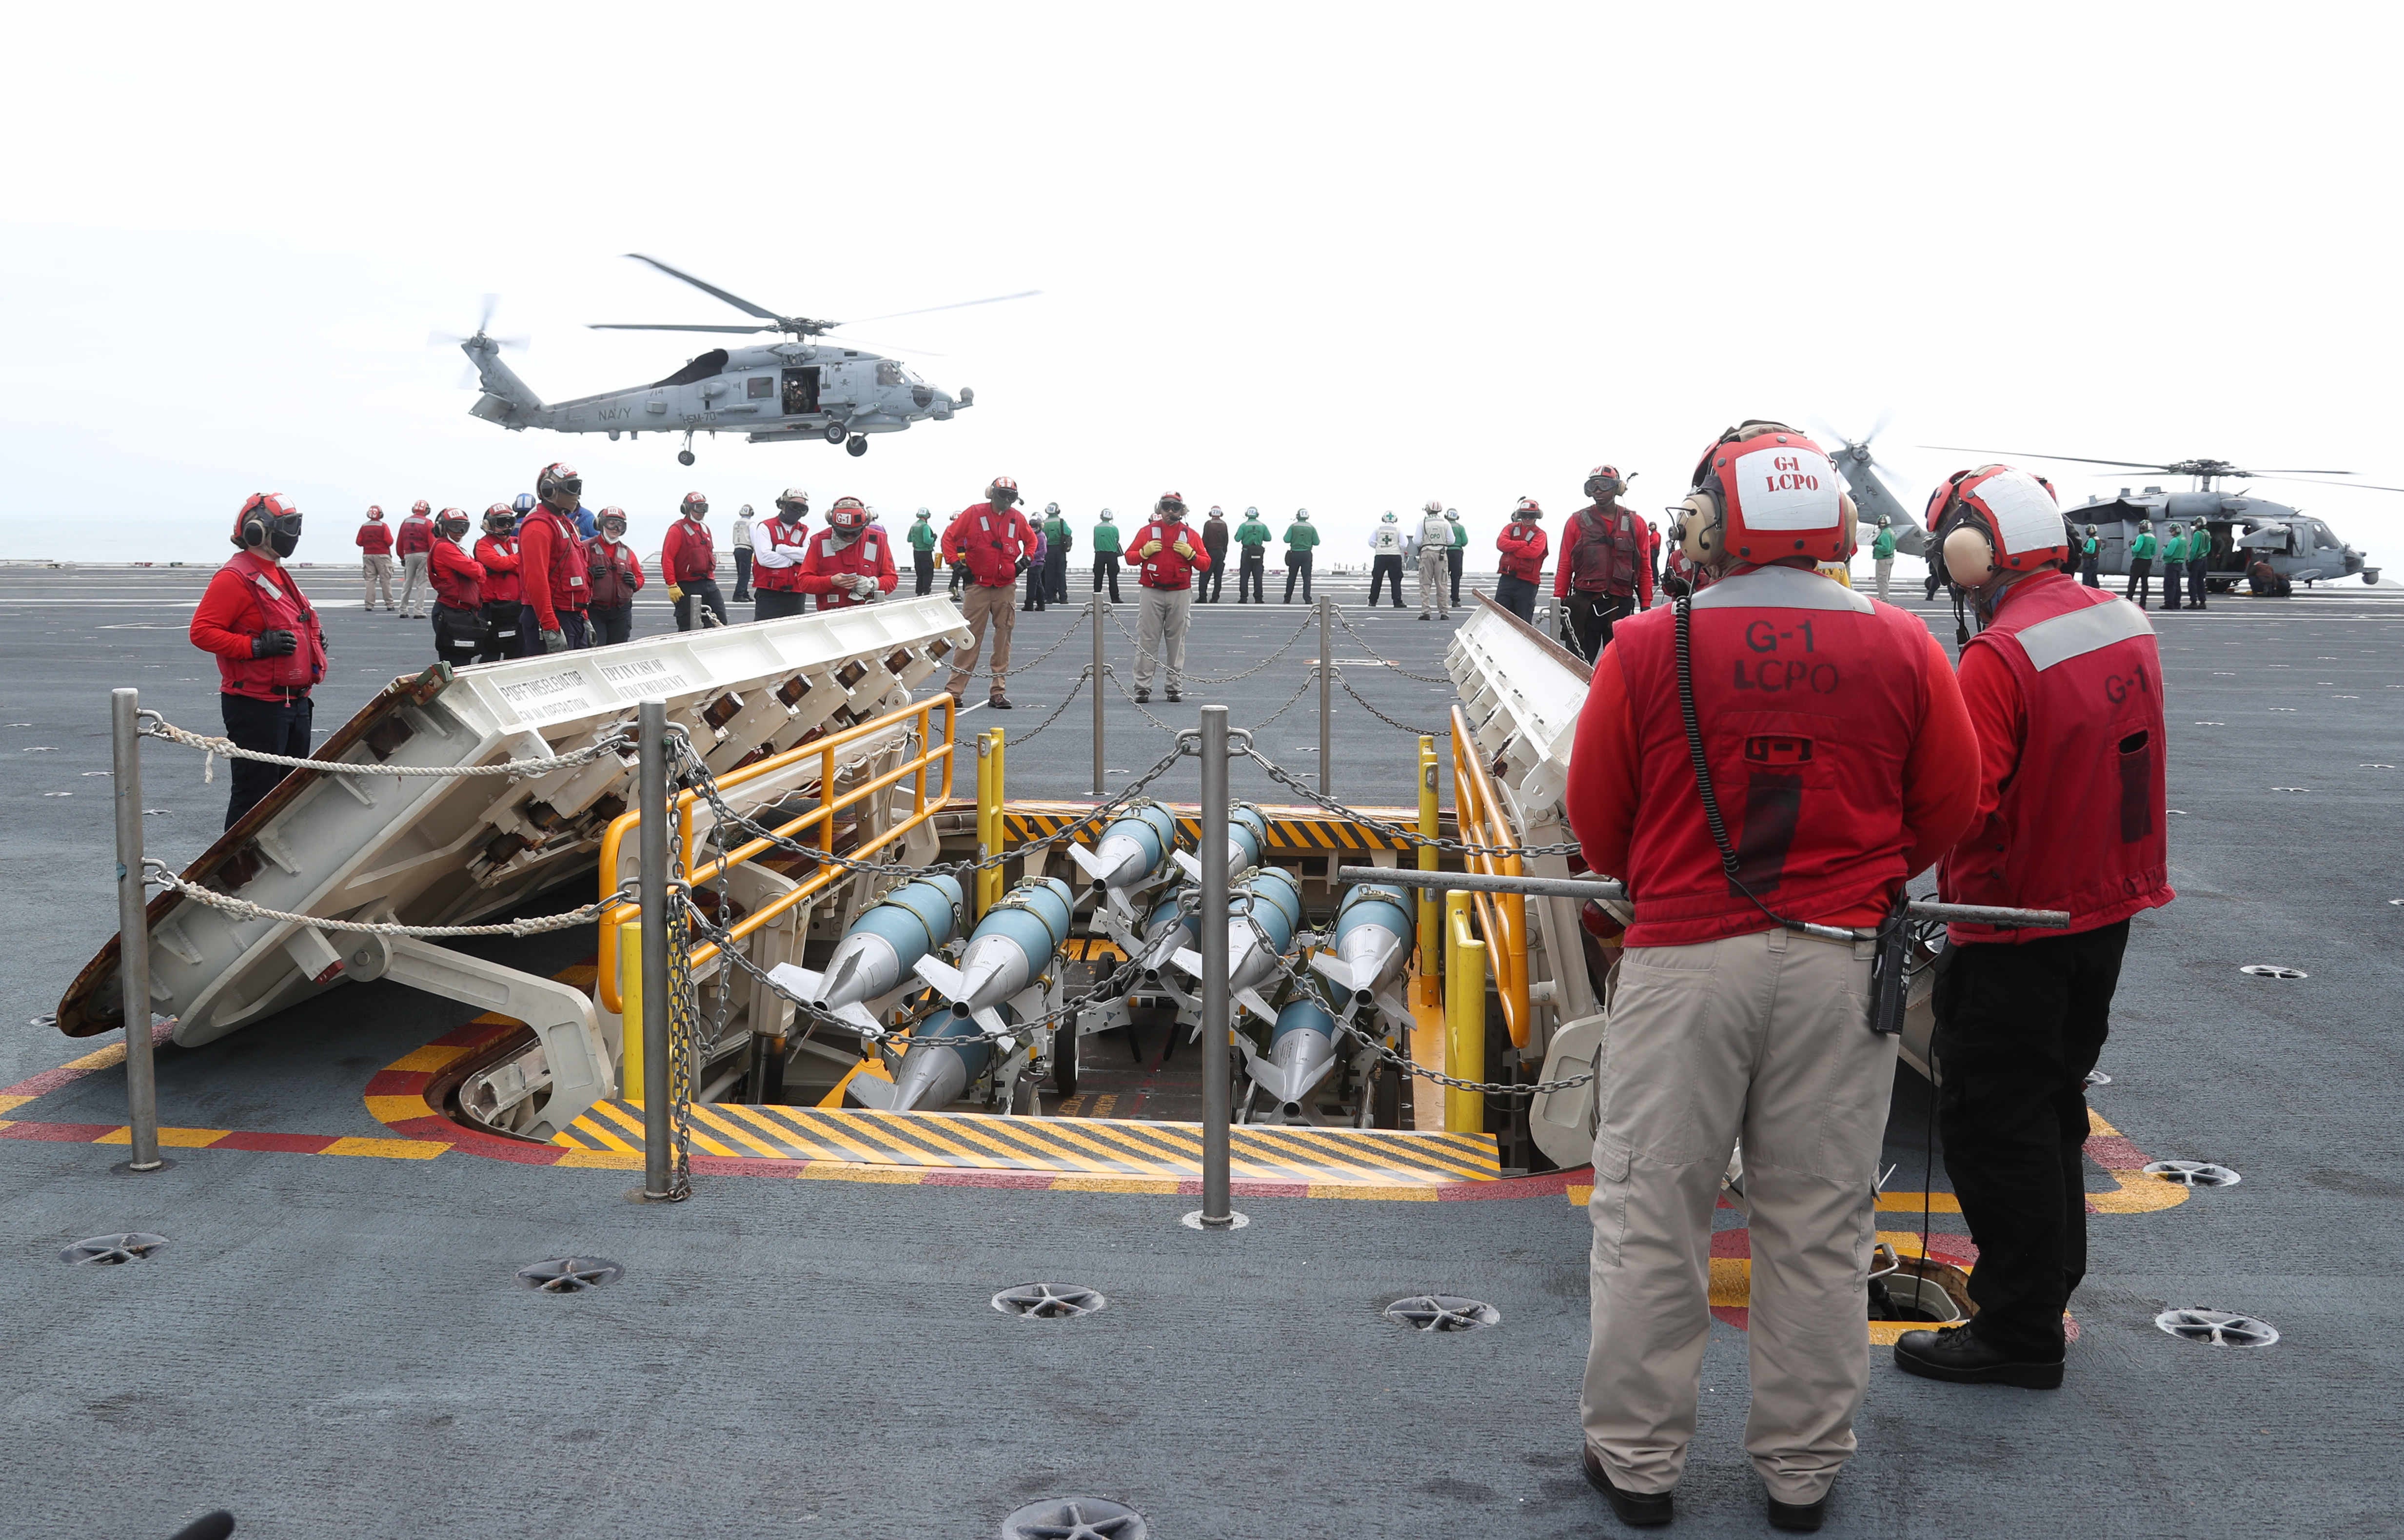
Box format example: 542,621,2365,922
425,508,487,667
473,505,523,662
1493,496,1548,621
516,463,591,653
395,500,435,617
355,506,396,612
1892,465,2172,1394
796,497,898,611
939,476,1037,707
188,494,329,829
661,492,726,631
1565,422,1977,1530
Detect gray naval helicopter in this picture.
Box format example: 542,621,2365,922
445,255,1034,464
1924,447,2390,590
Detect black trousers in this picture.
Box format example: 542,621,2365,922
1369,554,1405,607
948,561,967,595
1494,573,1539,622
1237,550,1265,602
1283,552,1313,602
1202,552,1226,602
589,602,632,646
754,588,807,622
220,690,312,830
1023,560,1047,610
1045,551,1070,604
1565,591,1632,660
2187,557,2209,608
432,605,483,668
477,601,520,663
1093,553,1122,602
1934,919,2129,1359
732,548,753,600
914,550,935,596
676,577,728,631
2126,557,2152,607
2080,555,2101,588
1446,546,1463,606
518,605,591,654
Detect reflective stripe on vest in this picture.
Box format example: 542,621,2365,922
2014,597,2153,671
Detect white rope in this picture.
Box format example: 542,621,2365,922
144,860,630,938
139,711,631,779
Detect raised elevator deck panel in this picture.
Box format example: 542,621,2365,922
556,1103,1501,1184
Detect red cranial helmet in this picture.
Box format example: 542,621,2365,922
1156,491,1187,515
233,493,299,549
1934,465,2067,585
1675,421,1855,567
412,500,432,516
828,495,869,533
1514,496,1543,519
1584,465,1626,498
483,502,516,532
366,505,384,519
680,491,708,517
536,464,582,510
987,475,1020,504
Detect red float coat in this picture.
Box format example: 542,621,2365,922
356,520,394,556
1567,562,1978,948
189,551,329,701
1130,519,1211,590
427,537,486,610
584,538,645,609
661,517,717,585
1939,571,2173,944
796,526,899,609
1496,520,1549,582
749,515,811,592
396,513,434,556
1555,502,1654,608
516,506,588,631
475,535,522,606
941,502,1036,587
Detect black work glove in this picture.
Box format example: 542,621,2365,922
1016,557,1030,574
252,629,297,659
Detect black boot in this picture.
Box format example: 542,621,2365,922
1768,1488,1828,1532
1892,1324,2064,1388
1582,1446,1672,1528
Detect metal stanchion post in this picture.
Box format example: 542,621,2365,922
1443,890,1487,1135
1091,594,1106,797
637,698,677,1202
1415,734,1440,1007
1186,704,1245,1231
111,689,163,1174
1317,595,1333,796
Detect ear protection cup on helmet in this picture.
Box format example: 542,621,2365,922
1943,522,1999,587
1675,492,1720,564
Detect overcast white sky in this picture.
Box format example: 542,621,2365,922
3,1,2398,571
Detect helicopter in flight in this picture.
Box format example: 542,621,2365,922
445,255,1034,464
1922,447,2392,591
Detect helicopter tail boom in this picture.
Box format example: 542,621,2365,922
461,337,542,426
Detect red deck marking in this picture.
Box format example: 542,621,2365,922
0,1120,124,1143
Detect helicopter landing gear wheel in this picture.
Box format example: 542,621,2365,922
824,421,848,445
676,450,695,466
846,434,868,458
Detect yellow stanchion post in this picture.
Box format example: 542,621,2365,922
619,920,645,1105
1416,733,1440,1006
976,728,1005,918
1444,890,1486,1135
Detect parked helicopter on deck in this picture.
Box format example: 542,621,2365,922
446,255,1034,464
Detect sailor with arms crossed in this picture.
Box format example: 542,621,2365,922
1566,422,1977,1533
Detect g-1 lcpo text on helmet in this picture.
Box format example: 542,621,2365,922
828,495,870,533
1931,465,2065,587
536,463,582,510
1674,422,1857,568
681,492,709,517
775,488,809,518
1584,465,1627,499
233,493,300,550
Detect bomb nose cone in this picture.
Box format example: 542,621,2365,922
815,933,900,1011
885,1041,970,1113
1088,833,1150,892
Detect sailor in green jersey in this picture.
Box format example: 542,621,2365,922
1090,509,1123,603
2160,523,2189,610
1445,508,1467,608
1234,506,1273,603
2127,519,2158,609
1282,509,1320,603
1041,503,1073,606
1871,514,1898,601
907,508,938,596
2080,524,2101,587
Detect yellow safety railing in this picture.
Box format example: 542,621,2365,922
1443,889,1486,1134
1448,703,1530,1048
596,696,958,1017
975,728,1005,918
1415,733,1440,1006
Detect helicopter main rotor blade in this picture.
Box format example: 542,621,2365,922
2245,474,2404,494
843,290,1043,325
2240,466,2357,476
819,336,950,358
477,293,499,335
428,329,528,350
1918,446,2178,471
588,323,779,334
623,254,786,322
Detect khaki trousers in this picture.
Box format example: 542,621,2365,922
1132,585,1193,687
1417,548,1450,614
1582,926,1893,1506
945,582,1018,697
1874,557,1893,602
398,552,431,616
362,553,395,609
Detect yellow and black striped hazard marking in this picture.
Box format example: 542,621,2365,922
557,1102,1499,1186
999,801,1442,854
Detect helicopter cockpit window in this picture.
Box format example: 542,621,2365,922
746,375,774,400
876,360,905,387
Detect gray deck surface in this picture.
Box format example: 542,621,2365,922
1,566,2400,1537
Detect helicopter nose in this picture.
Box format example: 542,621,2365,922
912,384,934,410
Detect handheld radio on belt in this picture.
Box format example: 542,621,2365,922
1671,591,1909,1035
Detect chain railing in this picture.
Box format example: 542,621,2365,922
1331,609,1456,684
138,710,633,784
1105,609,1317,685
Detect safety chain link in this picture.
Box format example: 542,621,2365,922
993,665,1090,745
138,711,633,779
1331,609,1456,684
968,605,1085,680
1100,661,1187,735
140,860,635,938
1245,667,1321,735
1333,670,1442,738
1106,609,1317,684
